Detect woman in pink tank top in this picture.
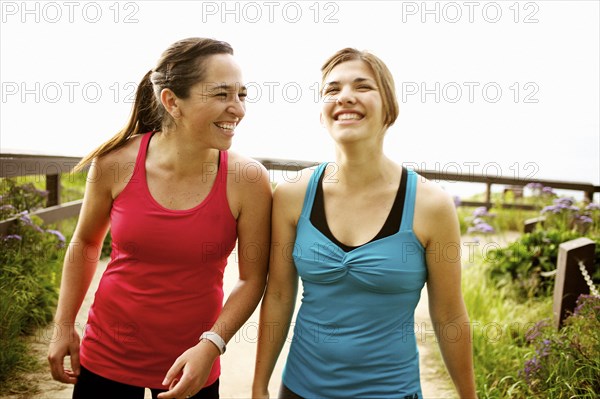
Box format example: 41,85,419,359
47,38,272,399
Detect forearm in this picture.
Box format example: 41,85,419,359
433,312,477,399
53,239,101,324
253,291,296,390
210,277,266,343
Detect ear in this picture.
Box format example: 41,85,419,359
319,111,325,127
160,88,179,116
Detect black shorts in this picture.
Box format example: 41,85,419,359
72,365,219,399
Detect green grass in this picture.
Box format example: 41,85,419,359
462,262,552,398
0,176,82,396
3,171,87,205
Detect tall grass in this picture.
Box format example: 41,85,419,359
462,262,552,398
0,177,81,394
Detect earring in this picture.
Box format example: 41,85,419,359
172,110,181,119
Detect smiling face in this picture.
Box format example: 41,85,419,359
170,53,247,150
320,60,386,144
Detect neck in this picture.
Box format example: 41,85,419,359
152,131,220,176
332,140,395,187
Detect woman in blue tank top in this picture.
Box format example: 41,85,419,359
253,49,476,399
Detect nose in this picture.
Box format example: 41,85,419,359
227,97,245,118
336,86,356,105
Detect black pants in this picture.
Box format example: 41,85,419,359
73,366,219,399
278,383,304,399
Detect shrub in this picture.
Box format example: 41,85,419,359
520,295,600,398
485,229,600,299
0,179,67,390
484,196,600,299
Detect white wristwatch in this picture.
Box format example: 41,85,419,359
199,331,226,355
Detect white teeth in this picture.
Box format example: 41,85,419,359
337,113,362,121
215,122,236,130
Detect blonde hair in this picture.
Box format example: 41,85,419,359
321,48,399,128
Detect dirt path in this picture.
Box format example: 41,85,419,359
4,232,524,399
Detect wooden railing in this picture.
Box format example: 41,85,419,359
2,152,599,327
2,153,599,234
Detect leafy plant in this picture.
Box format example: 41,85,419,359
520,295,600,398
0,180,67,391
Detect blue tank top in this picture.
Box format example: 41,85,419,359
283,163,427,398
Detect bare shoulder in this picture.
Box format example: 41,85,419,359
415,175,456,214
272,165,318,225
413,174,460,245
93,134,143,182
227,151,271,186
86,134,144,200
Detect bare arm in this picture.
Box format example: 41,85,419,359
47,159,112,383
252,180,303,398
419,182,477,398
159,159,273,398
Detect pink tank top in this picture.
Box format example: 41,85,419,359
80,132,237,388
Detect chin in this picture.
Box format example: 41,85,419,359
216,139,234,151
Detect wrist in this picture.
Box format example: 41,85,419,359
199,331,226,355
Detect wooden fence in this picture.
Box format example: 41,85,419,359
2,152,599,235
1,152,599,326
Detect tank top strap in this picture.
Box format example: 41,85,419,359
215,150,229,197
300,163,328,219
130,132,154,183
399,169,418,232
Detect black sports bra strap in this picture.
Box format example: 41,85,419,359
310,166,408,252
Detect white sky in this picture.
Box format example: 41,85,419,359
1,0,599,191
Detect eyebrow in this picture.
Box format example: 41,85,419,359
323,77,375,86
206,83,247,92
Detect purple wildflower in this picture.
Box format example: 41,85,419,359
525,320,549,343
541,205,561,214
526,182,543,190
578,216,593,224
585,203,600,211
453,196,461,207
554,197,574,207
19,213,44,233
573,294,600,316
542,186,555,195
539,339,552,357
468,222,495,234
3,234,22,241
522,356,542,385
472,207,490,217
46,229,66,248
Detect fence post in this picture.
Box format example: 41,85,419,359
46,174,61,207
484,183,492,209
523,216,545,233
553,237,596,329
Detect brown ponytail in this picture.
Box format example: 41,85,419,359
75,37,234,171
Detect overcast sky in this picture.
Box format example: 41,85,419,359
1,1,599,193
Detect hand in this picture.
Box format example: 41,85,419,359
157,341,220,399
47,322,81,384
